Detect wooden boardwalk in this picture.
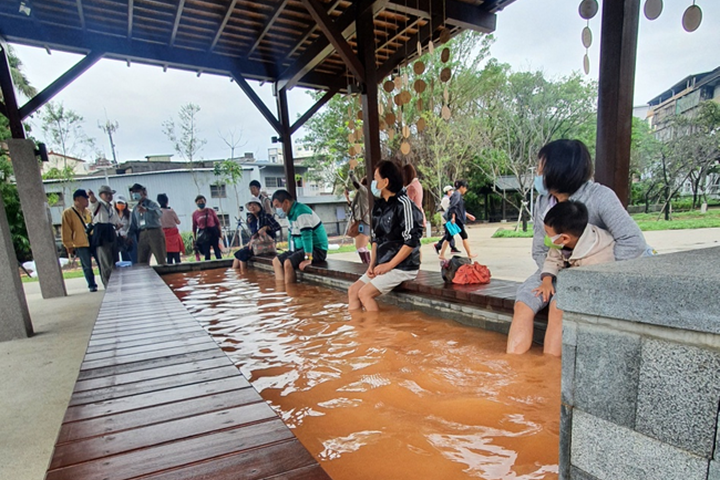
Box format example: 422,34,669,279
45,267,331,480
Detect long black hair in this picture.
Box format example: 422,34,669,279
375,160,405,194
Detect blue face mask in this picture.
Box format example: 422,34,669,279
197,203,206,210
131,192,141,201
276,207,287,219
534,175,548,196
371,180,382,197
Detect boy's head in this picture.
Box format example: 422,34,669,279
543,200,588,249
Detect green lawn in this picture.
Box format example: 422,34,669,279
491,208,720,238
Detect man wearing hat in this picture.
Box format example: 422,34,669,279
88,185,121,287
61,189,98,292
128,183,167,265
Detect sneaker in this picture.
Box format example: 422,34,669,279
89,286,98,292
434,243,441,254
450,248,461,253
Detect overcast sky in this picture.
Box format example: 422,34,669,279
11,1,720,163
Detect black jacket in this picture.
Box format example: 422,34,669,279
444,190,467,225
371,189,424,271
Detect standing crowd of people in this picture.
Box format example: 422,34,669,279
59,139,647,357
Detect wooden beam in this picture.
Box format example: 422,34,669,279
76,0,86,30
247,0,290,57
0,101,7,118
210,0,238,52
127,0,134,38
170,0,187,46
230,69,282,135
595,0,641,207
290,85,339,135
19,51,102,120
0,44,24,138
283,0,344,61
386,0,496,33
377,11,444,80
300,0,365,81
276,88,297,199
277,0,386,91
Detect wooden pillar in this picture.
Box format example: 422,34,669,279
357,6,380,213
276,87,297,199
595,0,640,207
0,44,25,139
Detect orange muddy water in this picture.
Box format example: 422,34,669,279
165,268,561,480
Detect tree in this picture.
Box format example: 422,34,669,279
98,117,120,165
213,159,244,223
219,128,245,160
40,101,96,161
163,103,207,193
0,45,37,101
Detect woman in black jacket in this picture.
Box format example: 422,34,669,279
438,179,477,260
348,161,424,311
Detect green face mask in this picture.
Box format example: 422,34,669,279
544,234,563,250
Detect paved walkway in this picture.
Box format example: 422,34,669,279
330,225,720,282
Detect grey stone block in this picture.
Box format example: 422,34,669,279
562,343,576,405
636,338,720,458
572,409,709,480
557,246,720,334
570,467,600,480
574,326,640,428
563,320,578,346
709,460,720,480
559,404,572,480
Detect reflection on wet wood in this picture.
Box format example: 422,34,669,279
45,267,332,480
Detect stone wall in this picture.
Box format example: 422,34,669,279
557,246,720,480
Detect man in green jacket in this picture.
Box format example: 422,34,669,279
271,189,328,283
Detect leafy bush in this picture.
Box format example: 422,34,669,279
181,231,195,254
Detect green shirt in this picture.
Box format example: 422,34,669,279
287,201,328,254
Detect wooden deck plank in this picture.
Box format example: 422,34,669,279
69,365,241,406
46,419,295,480
50,403,280,468
87,326,202,346
82,335,217,361
73,356,233,392
85,330,209,354
77,349,228,380
57,388,263,444
62,376,252,422
79,342,220,370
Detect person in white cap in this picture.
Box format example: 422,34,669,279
232,196,281,272
434,185,460,254
88,185,121,287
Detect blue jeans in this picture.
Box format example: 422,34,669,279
75,247,97,290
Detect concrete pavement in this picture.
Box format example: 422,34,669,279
0,277,103,480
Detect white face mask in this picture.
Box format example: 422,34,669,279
549,233,564,249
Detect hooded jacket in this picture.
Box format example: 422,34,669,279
371,189,424,271
541,223,616,278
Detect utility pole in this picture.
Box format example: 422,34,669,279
98,118,119,166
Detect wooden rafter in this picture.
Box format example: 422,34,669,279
290,84,340,134
283,0,343,61
300,0,364,81
386,0,496,33
247,0,290,57
209,0,238,51
170,0,187,46
127,0,134,38
229,68,282,134
76,0,86,30
377,10,444,80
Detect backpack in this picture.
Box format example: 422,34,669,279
441,256,472,283
452,263,492,285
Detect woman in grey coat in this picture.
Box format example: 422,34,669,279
506,140,647,356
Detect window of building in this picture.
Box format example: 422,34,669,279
265,176,287,189
47,192,64,207
210,183,227,198
217,214,230,228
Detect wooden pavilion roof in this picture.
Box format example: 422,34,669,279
0,0,517,92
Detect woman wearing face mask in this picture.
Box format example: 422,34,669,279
192,195,223,261
232,197,282,272
114,195,136,263
347,160,424,312
506,139,647,357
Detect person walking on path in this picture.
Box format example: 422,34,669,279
88,185,121,287
438,180,477,261
271,189,328,284
346,162,371,264
158,193,184,264
129,183,167,265
434,185,459,254
61,189,98,292
192,195,223,260
114,195,136,263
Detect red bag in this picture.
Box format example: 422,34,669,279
452,263,491,285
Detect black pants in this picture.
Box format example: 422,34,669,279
167,252,181,264
436,225,457,250
199,235,222,260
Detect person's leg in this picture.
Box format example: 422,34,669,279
284,259,296,284
272,256,284,281
202,241,212,260
96,244,114,288
212,234,223,259
136,232,151,265
167,253,174,264
543,300,563,357
449,236,459,252
459,227,477,259
438,239,450,260
129,236,138,264
76,247,97,290
358,283,382,311
348,279,366,310
506,301,536,354
152,230,167,265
